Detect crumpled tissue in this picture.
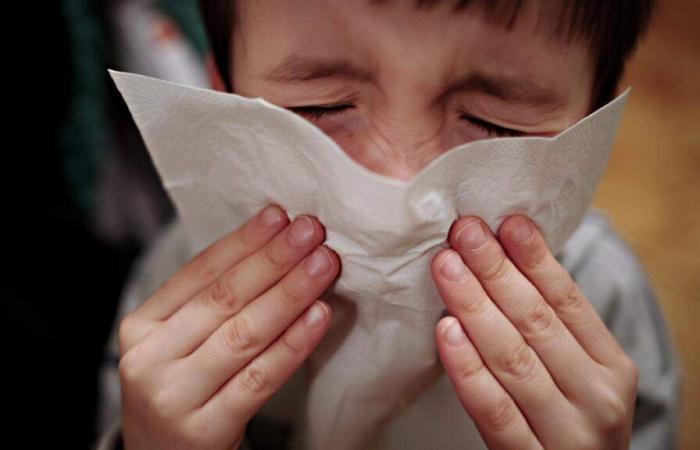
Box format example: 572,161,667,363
110,69,628,450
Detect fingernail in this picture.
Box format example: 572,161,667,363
440,251,468,282
261,205,284,227
288,216,316,247
305,247,332,277
443,317,467,347
305,302,327,327
510,216,533,245
456,220,486,251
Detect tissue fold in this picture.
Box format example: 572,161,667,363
110,69,627,450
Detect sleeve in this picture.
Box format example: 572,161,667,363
567,215,682,450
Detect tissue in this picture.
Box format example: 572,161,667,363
110,69,628,450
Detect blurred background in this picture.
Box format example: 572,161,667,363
6,0,697,448
592,0,699,448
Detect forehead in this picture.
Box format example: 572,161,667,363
234,0,592,98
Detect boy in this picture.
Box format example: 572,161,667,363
96,1,680,449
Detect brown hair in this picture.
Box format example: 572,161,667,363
198,0,655,110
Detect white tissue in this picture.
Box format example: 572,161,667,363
110,69,628,450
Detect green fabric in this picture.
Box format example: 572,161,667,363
60,0,109,217
59,0,207,218
157,0,209,56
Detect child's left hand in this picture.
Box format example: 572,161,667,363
431,215,638,450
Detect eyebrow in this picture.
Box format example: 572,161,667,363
445,72,567,111
261,55,374,83
261,55,566,110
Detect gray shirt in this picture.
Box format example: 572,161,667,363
93,209,681,450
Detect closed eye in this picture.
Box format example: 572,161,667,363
460,114,524,137
289,104,525,138
288,103,354,120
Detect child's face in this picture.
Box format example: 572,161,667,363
230,0,594,181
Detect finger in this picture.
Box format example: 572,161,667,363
175,245,339,405
130,215,327,361
118,205,288,355
436,317,542,450
198,301,331,432
128,204,288,329
447,217,602,397
432,249,576,445
497,215,627,367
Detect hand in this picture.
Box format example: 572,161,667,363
431,215,638,449
117,205,340,450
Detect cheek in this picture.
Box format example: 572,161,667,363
332,134,364,169
444,123,496,150
315,120,377,170
311,117,364,159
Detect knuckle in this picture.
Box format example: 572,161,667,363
550,280,584,316
237,361,271,395
483,396,518,432
205,272,241,312
240,220,261,246
597,390,629,433
628,360,640,391
455,357,485,381
222,316,259,354
569,431,598,450
517,302,557,339
262,242,290,272
184,410,212,446
176,431,202,450
460,293,489,315
184,410,224,449
118,351,145,385
279,279,306,306
479,253,511,283
117,312,139,352
281,332,307,359
617,355,639,396
499,344,538,381
189,244,218,278
524,244,549,272
187,250,208,275
149,387,178,421
621,355,639,380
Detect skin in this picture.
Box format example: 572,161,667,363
119,1,638,449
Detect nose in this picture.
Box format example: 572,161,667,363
329,108,447,182
339,142,442,182
354,128,446,182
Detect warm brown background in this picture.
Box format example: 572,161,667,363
591,0,699,448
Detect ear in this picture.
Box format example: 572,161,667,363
206,52,228,92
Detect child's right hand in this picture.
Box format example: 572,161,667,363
117,205,340,450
